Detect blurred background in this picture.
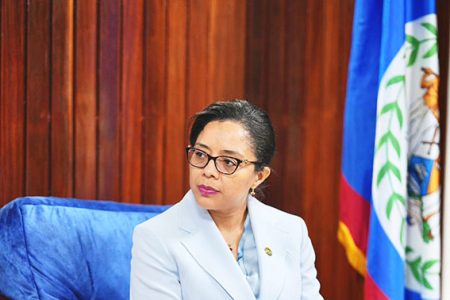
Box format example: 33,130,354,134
0,1,449,299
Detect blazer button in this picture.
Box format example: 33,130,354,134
264,247,272,256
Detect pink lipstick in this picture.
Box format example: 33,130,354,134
198,185,218,197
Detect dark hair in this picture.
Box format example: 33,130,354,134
189,99,276,171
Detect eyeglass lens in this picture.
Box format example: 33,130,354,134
187,148,239,174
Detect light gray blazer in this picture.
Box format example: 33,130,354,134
130,191,323,300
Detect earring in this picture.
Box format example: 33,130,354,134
250,187,256,197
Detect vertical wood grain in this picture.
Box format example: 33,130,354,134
51,0,74,197
165,0,187,203
244,0,268,107
0,0,26,206
74,0,97,199
299,0,323,221
316,2,350,298
245,0,362,299
183,0,210,188
121,0,144,203
142,0,166,204
261,0,288,210
98,0,121,201
328,0,365,299
208,0,246,101
282,0,306,217
26,0,51,196
186,0,210,117
0,2,448,299
337,1,366,299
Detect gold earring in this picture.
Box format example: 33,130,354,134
250,187,256,196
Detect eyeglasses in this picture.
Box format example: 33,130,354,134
185,146,260,175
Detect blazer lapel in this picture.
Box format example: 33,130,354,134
248,196,288,300
178,191,256,300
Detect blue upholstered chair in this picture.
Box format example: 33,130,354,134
0,196,169,300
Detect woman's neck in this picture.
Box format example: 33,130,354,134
209,204,247,258
208,204,247,233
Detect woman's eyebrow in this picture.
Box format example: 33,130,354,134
194,143,210,150
195,143,243,157
221,149,243,157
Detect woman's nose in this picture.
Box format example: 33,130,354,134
203,158,219,177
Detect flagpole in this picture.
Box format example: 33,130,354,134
442,21,450,300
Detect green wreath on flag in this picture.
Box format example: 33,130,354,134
374,21,439,290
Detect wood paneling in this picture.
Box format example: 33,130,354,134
0,1,449,299
122,0,144,203
98,0,121,201
244,1,449,299
0,0,26,207
74,0,97,199
51,0,74,197
0,0,246,205
26,0,51,196
186,0,209,117
247,0,352,297
165,0,188,203
208,0,246,101
142,0,166,204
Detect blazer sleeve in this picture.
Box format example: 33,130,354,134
130,224,182,300
298,219,324,300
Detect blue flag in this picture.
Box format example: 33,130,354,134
339,1,441,299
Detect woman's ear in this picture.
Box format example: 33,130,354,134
254,166,271,188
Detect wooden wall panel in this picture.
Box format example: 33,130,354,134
184,0,208,188
165,0,187,203
244,0,267,107
122,0,144,203
98,0,121,201
262,0,289,209
74,0,97,200
1,1,449,299
186,0,209,117
26,0,51,196
0,0,249,204
0,0,26,207
51,0,74,197
245,0,362,298
333,2,367,299
142,0,166,204
208,0,246,101
282,0,306,216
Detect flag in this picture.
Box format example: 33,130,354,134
338,1,441,299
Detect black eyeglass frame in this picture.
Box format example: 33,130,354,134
185,146,261,175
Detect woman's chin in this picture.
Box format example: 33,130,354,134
194,194,219,210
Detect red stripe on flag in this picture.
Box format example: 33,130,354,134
339,174,370,254
364,271,389,300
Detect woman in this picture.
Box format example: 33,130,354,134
130,100,322,299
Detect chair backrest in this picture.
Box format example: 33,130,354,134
0,197,169,300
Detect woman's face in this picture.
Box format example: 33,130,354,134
189,120,270,214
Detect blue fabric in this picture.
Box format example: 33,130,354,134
0,197,169,300
237,215,260,299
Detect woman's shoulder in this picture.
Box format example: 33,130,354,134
249,198,307,231
134,191,200,238
134,200,183,237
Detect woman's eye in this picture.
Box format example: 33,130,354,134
194,150,206,158
223,158,237,166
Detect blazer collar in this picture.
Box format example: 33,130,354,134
177,191,256,300
247,196,288,300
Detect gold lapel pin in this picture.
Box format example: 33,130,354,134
264,246,272,256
